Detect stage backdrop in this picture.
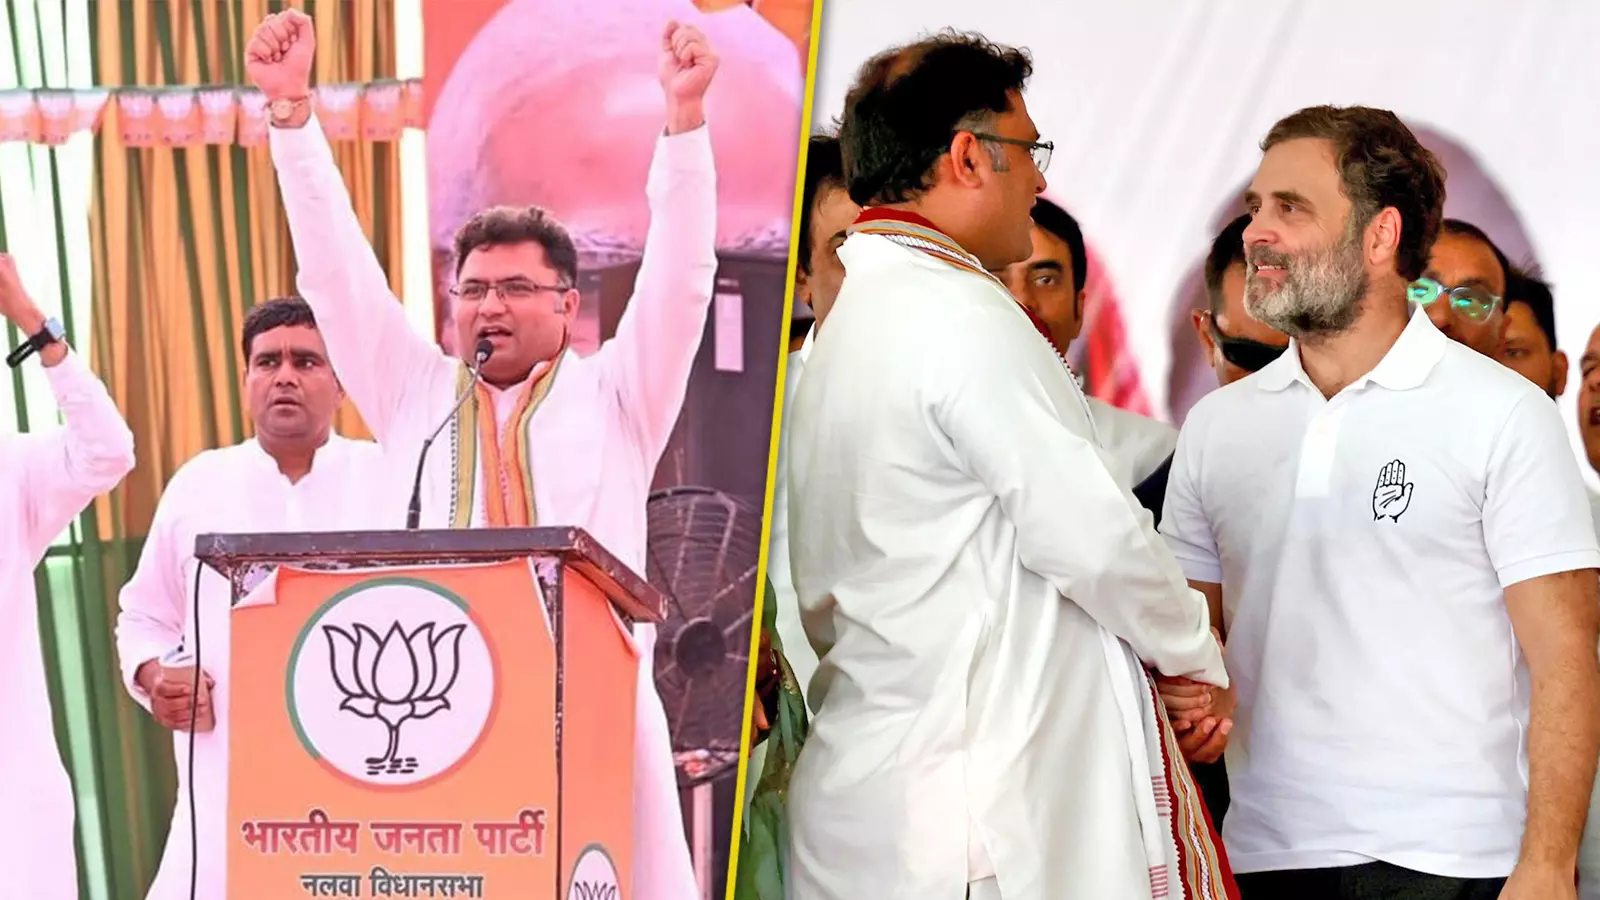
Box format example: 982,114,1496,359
813,0,1600,488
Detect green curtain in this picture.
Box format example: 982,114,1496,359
0,4,168,900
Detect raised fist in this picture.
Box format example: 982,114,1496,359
658,21,718,110
245,8,316,101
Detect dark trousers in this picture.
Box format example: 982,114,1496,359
1190,757,1229,828
1236,861,1507,900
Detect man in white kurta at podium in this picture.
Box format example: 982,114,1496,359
248,10,716,899
0,253,136,900
784,34,1234,900
999,197,1176,487
115,298,389,900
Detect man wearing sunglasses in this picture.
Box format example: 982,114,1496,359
1156,105,1600,900
1414,219,1511,359
1192,214,1292,387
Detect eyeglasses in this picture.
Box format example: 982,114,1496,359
1407,277,1501,322
448,278,571,303
965,132,1053,174
1206,311,1287,373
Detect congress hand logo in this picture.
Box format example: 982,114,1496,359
1372,459,1414,523
323,621,466,776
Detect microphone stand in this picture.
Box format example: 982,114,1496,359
405,339,493,530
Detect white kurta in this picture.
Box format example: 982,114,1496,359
115,436,390,900
270,115,715,900
1086,396,1177,489
0,350,135,900
784,233,1226,900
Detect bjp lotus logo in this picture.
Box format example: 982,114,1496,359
322,622,466,775
287,579,495,787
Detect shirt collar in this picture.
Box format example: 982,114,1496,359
1255,305,1446,394
797,324,815,365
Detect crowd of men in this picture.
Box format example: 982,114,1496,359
751,28,1600,900
2,9,723,900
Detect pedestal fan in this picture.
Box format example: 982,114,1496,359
644,485,763,899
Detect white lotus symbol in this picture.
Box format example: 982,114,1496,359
323,621,466,771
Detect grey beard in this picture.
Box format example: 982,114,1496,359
1245,236,1367,338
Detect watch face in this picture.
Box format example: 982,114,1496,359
44,317,64,340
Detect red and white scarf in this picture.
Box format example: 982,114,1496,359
849,207,1241,900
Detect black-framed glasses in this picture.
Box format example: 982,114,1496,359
966,131,1053,174
448,278,571,303
1205,311,1286,373
1407,276,1501,322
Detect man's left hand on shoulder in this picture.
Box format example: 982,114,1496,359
659,20,718,135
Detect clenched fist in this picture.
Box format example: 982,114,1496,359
245,8,316,102
658,21,718,134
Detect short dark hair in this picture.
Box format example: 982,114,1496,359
839,30,1033,207
1506,264,1558,351
1437,218,1511,291
798,133,847,275
1262,105,1446,281
1028,198,1087,294
1204,214,1252,314
241,296,317,361
452,205,579,287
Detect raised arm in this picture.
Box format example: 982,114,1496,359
934,304,1226,686
601,22,719,466
0,255,135,560
250,10,451,443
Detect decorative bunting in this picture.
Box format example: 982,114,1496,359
116,90,158,147
237,89,269,147
198,88,237,144
401,79,425,129
314,83,363,141
0,90,40,143
0,79,427,147
363,81,403,142
156,89,200,146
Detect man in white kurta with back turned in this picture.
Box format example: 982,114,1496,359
249,10,716,899
0,253,136,900
115,298,389,900
784,34,1232,900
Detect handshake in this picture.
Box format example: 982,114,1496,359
1155,627,1234,764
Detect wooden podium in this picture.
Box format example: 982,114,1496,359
195,527,664,900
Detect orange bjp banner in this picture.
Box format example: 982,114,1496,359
226,557,637,899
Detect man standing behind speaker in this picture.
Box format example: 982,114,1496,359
0,253,135,900
114,298,388,900
248,9,718,900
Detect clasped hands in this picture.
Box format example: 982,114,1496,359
1155,627,1234,764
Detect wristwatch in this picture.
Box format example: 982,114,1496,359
5,316,65,368
268,95,310,126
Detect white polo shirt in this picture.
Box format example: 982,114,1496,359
1160,307,1600,879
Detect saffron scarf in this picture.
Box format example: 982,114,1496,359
852,207,1240,900
447,346,567,528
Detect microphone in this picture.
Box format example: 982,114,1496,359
405,338,493,530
